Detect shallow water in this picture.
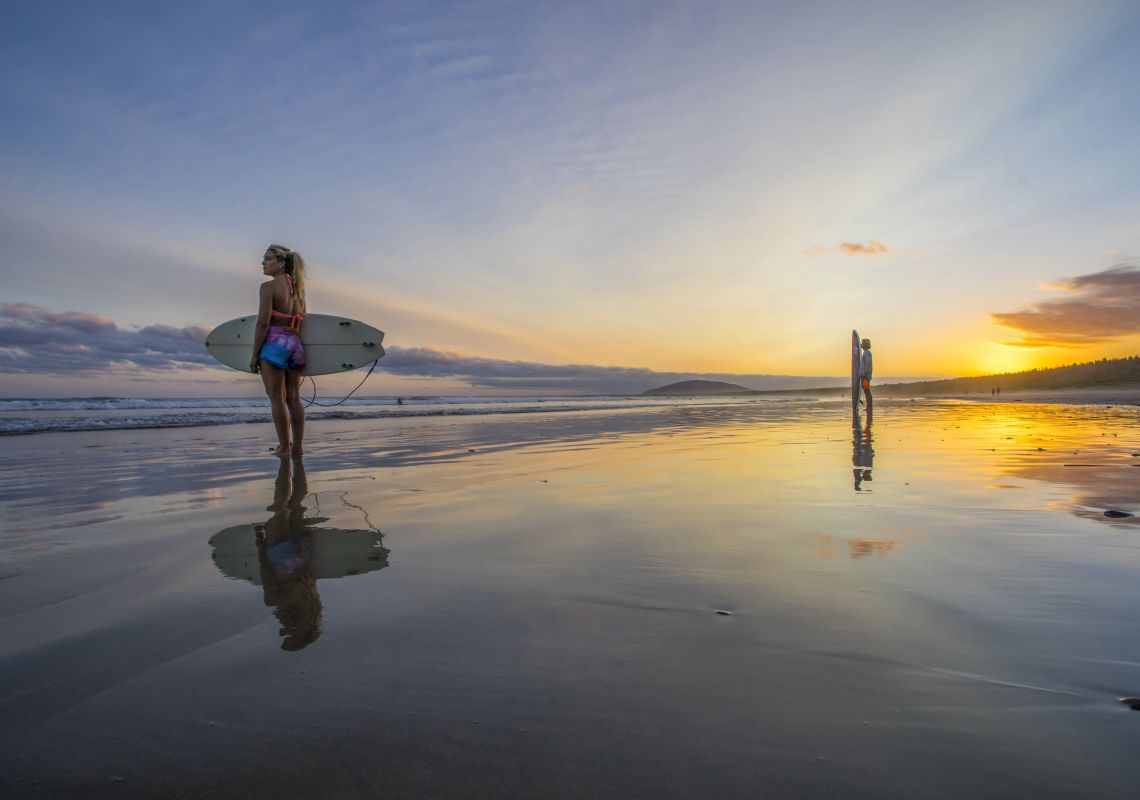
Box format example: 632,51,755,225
1,399,1139,798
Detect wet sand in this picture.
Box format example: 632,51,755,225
2,399,1140,798
953,387,1140,406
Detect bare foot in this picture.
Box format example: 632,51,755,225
290,444,304,458
272,444,291,457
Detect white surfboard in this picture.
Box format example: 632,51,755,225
204,313,385,376
851,329,861,417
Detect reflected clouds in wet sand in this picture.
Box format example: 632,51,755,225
810,532,906,560
208,457,390,651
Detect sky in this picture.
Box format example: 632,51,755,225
2,0,1139,397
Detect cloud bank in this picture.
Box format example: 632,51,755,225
0,304,215,374
0,304,845,394
990,265,1140,348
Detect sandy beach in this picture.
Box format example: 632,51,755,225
2,398,1140,798
934,387,1140,406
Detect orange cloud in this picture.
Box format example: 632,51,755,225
839,240,891,255
803,241,892,257
990,264,1140,349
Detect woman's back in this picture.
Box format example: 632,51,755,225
267,275,305,326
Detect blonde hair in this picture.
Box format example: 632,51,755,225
267,244,307,311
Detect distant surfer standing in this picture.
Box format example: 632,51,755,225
860,338,873,416
250,244,308,457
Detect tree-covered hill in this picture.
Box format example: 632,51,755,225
880,355,1140,396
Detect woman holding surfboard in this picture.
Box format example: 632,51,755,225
250,244,307,457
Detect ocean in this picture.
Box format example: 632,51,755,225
0,394,792,435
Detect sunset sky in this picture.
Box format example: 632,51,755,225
2,1,1139,396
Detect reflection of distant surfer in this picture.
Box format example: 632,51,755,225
257,457,322,651
853,417,874,491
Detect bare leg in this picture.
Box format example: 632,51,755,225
864,385,873,420
260,361,290,454
285,369,305,457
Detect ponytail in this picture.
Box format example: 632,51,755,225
286,251,307,311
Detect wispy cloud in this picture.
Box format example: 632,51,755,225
990,265,1140,348
804,241,893,257
0,303,213,373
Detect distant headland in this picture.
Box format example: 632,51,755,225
643,380,757,396
643,356,1140,398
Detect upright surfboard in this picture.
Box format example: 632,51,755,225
205,313,385,376
851,329,861,417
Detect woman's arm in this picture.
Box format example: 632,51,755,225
249,281,274,372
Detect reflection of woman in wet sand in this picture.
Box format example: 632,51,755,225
256,457,323,651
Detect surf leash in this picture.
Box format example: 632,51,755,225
307,489,384,534
302,359,379,408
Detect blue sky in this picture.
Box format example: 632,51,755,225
2,1,1139,396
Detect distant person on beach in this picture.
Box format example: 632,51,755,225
250,244,308,457
860,338,873,416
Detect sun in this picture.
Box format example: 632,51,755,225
975,344,1037,376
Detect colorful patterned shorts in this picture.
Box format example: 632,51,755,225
259,327,306,370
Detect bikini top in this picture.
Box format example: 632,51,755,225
270,275,304,329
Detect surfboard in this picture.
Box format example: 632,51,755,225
204,313,385,376
851,329,861,416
